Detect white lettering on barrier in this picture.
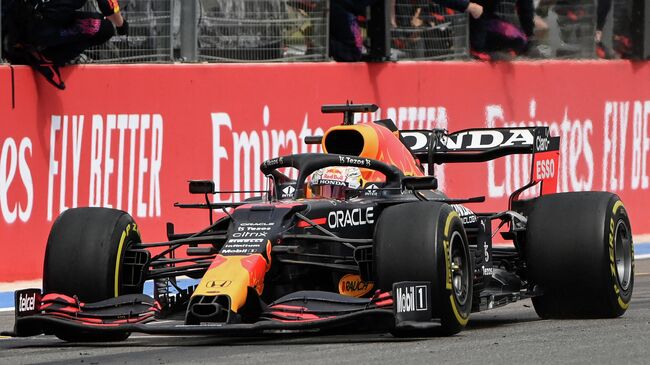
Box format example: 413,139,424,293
115,115,127,210
233,129,262,200
387,106,448,190
48,116,83,220
127,115,138,214
631,101,650,190
632,102,642,190
386,106,447,131
60,116,69,214
18,138,33,222
103,115,116,208
604,100,650,192
47,114,163,220
486,99,650,197
567,116,594,192
643,101,650,189
603,101,630,191
486,99,594,198
149,115,163,217
72,116,84,209
1,137,33,223
486,105,505,198
211,106,325,203
137,115,150,217
47,116,61,220
89,115,103,207
212,112,233,203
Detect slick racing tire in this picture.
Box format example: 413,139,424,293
525,192,634,319
43,207,143,342
375,202,472,336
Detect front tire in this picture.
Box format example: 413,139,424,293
525,192,634,318
375,202,472,336
43,207,143,341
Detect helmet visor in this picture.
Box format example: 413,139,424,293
310,184,348,200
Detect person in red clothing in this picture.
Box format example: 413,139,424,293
3,0,128,89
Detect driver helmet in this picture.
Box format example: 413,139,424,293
308,166,363,200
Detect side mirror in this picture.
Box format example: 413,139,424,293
189,180,215,194
402,176,438,191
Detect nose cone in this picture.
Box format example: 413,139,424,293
192,253,268,316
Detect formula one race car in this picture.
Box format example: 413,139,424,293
6,103,634,341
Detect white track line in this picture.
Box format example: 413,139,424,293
0,280,41,292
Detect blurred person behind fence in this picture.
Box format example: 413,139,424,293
391,0,484,26
2,0,128,89
537,0,616,58
394,0,535,60
390,0,483,59
329,0,377,61
467,0,536,60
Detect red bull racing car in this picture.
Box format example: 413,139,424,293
5,104,634,341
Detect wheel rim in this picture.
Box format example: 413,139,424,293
449,231,469,306
614,219,633,291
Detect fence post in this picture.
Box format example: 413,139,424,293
180,0,198,61
368,0,390,61
1,0,3,62
633,0,650,59
324,0,332,61
644,0,650,58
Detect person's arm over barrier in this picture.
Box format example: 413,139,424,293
433,0,483,19
96,0,128,35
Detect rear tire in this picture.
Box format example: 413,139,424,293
525,192,634,318
375,202,472,336
43,207,143,341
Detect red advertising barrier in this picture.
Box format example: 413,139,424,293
1,61,650,282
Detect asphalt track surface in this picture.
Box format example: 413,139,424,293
1,259,650,365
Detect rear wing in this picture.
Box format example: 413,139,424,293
400,127,554,162
401,127,560,195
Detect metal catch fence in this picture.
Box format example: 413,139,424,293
0,0,613,64
197,0,329,62
391,2,469,61
82,0,174,63
494,0,519,27
537,0,597,58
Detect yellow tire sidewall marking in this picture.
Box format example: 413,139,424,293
443,211,468,326
610,200,630,310
114,223,138,297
